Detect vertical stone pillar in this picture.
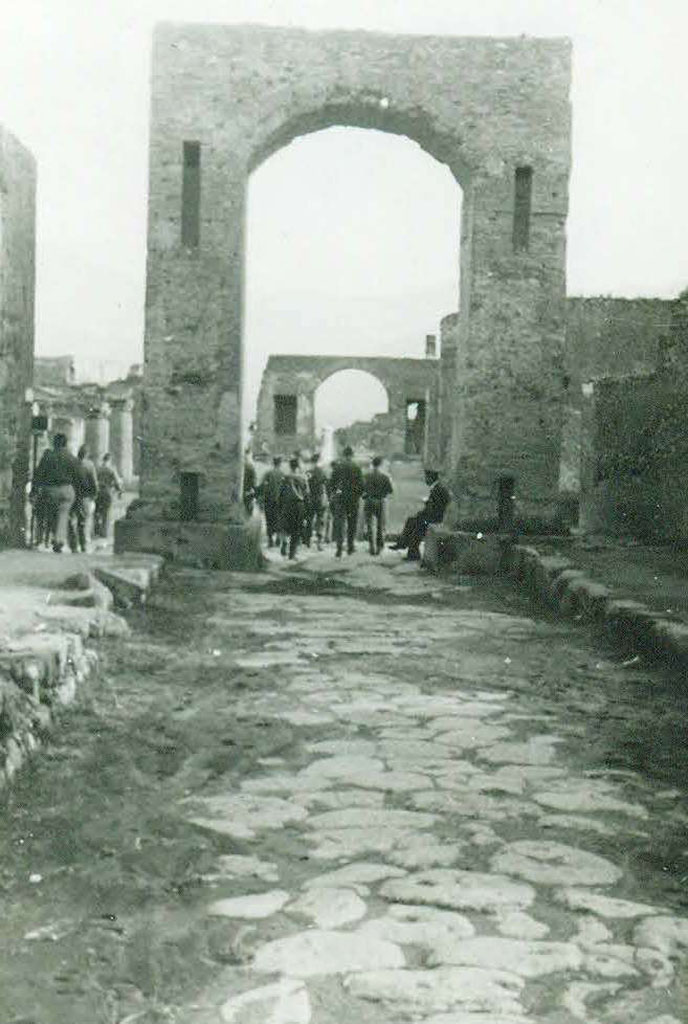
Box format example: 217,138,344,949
109,396,134,485
84,404,110,462
449,168,567,520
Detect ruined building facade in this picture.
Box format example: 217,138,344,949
0,127,36,546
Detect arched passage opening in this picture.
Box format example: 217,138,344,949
244,125,460,435
314,368,389,458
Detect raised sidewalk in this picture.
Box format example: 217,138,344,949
0,547,162,787
425,527,688,672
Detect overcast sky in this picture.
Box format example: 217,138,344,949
1,0,687,422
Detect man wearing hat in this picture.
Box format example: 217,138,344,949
305,451,329,550
257,455,284,548
362,455,393,555
329,445,364,558
390,468,451,561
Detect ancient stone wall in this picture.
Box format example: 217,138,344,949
254,353,439,461
0,127,36,547
142,23,571,528
577,291,688,539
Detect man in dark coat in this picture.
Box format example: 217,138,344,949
31,433,81,553
362,455,393,555
278,456,308,560
391,468,451,561
69,445,98,553
304,452,328,550
258,455,284,548
329,445,364,558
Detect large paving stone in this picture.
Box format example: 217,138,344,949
220,979,310,1023
533,779,649,818
343,965,524,1015
293,789,385,810
388,837,463,869
309,826,421,860
286,887,367,928
252,928,404,977
491,841,623,886
492,909,550,939
633,915,688,955
208,854,279,883
428,936,583,977
208,890,290,919
301,755,385,780
410,789,535,822
479,736,562,765
188,794,308,839
555,888,659,919
308,808,437,831
582,944,638,978
432,723,511,749
357,904,475,949
303,862,407,893
380,869,535,912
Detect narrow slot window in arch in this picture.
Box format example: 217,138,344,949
512,165,533,251
181,141,201,247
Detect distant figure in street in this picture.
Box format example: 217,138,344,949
305,451,329,550
31,433,81,553
279,456,308,560
330,445,364,558
390,468,451,562
94,453,123,539
69,445,98,553
243,454,257,515
258,455,284,548
362,455,393,555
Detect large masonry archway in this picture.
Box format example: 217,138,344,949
124,22,571,564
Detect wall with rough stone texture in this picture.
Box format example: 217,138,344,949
565,297,670,389
577,292,688,539
254,353,439,461
0,128,36,547
143,24,571,523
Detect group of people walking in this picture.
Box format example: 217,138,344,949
251,446,450,562
30,433,123,553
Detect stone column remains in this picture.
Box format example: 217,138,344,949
109,396,134,485
84,403,110,462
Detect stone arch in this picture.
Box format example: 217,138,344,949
254,354,439,461
130,22,572,564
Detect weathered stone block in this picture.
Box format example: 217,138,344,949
114,517,263,571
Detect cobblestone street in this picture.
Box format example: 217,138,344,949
1,550,687,1023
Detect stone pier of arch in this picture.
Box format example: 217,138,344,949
119,22,571,568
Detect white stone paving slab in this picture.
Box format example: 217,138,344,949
433,724,511,749
302,861,407,891
301,755,385,779
492,910,550,939
307,807,437,831
533,779,649,818
491,841,623,886
210,854,279,882
286,887,367,928
356,904,475,950
292,789,385,810
538,813,616,837
220,979,311,1024
388,837,463,869
582,944,638,978
380,869,535,912
555,888,660,919
479,737,562,765
208,890,290,919
562,980,621,1022
428,936,583,977
252,928,405,977
188,794,309,839
633,915,688,955
343,965,524,1015
309,826,421,860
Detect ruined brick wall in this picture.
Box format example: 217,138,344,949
565,297,670,391
143,24,571,523
33,356,75,388
0,128,36,546
254,354,439,460
580,374,688,539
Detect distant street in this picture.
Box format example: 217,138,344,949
1,550,687,1023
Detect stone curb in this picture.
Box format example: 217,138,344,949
425,526,688,672
0,556,162,789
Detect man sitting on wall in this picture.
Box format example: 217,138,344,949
390,468,451,562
